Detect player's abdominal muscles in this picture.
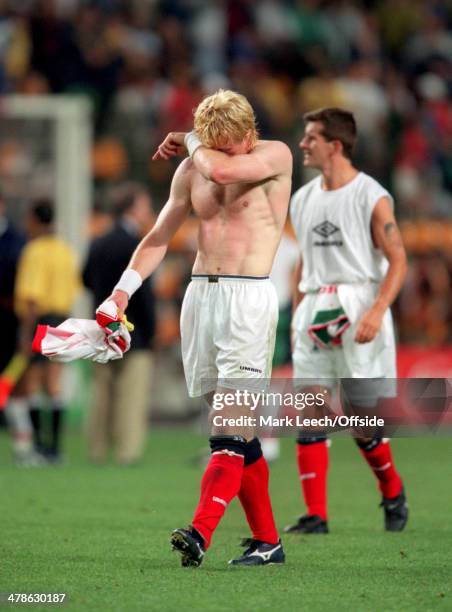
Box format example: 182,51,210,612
195,217,275,276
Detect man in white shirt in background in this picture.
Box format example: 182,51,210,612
287,107,409,535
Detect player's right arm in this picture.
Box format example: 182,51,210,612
110,160,192,313
190,141,292,185
153,132,292,185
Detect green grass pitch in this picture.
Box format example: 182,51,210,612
1,430,451,611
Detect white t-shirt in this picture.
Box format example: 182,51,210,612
290,172,393,292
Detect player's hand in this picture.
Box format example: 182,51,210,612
152,132,187,160
109,290,129,319
354,305,385,343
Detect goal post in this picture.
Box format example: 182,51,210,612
0,95,94,416
0,94,93,257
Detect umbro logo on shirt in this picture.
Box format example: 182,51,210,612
312,221,343,246
313,221,340,238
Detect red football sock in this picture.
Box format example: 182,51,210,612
192,452,244,549
296,440,329,520
239,456,279,544
359,439,402,499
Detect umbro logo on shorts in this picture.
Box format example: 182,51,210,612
240,365,263,374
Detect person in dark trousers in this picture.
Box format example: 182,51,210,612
83,183,156,464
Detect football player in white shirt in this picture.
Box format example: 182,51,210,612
286,107,409,535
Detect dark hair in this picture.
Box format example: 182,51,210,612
303,107,357,159
110,182,148,219
31,199,54,225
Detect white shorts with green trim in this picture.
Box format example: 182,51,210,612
292,292,397,402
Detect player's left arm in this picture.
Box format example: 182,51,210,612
355,196,408,344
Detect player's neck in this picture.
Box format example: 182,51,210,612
321,160,358,191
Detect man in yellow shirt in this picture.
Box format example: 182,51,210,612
15,200,80,463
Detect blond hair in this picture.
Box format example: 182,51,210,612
193,89,258,148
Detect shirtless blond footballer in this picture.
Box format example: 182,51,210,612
108,90,292,567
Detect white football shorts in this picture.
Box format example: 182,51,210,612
181,275,278,397
292,292,397,404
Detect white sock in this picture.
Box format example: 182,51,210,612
5,398,33,453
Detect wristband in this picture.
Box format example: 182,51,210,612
184,131,203,158
113,269,142,298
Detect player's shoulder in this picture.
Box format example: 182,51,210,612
356,172,393,205
355,171,375,186
173,157,196,184
258,139,291,153
271,139,292,156
177,156,195,174
357,172,390,194
257,140,292,164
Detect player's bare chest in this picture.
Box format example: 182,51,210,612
191,180,253,219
